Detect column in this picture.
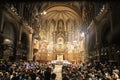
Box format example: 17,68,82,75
109,10,113,33
0,9,4,59
16,20,23,59
0,10,4,32
27,33,33,61
83,32,87,62
19,20,23,41
53,32,56,60
94,21,100,62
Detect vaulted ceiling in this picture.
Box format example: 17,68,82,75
41,5,81,21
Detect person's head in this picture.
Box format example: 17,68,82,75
0,72,3,76
51,73,56,79
62,76,69,80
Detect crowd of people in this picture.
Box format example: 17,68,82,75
62,62,120,80
0,60,56,80
0,60,120,80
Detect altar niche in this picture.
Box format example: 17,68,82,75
57,54,64,60
57,20,64,32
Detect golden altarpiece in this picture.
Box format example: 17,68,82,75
33,3,85,63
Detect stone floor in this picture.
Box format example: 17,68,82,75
53,65,62,80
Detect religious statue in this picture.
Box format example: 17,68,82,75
58,20,64,32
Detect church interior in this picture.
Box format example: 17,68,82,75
1,1,120,80
0,1,120,65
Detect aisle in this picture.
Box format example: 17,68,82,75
53,65,62,80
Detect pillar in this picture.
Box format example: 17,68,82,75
83,32,87,62
0,10,4,32
94,21,100,62
27,33,33,61
53,32,56,60
16,19,23,60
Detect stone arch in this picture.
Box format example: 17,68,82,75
66,19,72,31
56,33,65,43
50,19,56,33
100,20,111,47
88,31,96,52
2,21,18,60
49,19,56,41
57,36,65,45
111,26,120,45
66,19,73,42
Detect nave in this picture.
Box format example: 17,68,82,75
53,65,62,80
1,1,120,65
0,1,120,80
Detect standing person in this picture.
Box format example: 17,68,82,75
11,72,17,80
0,72,4,80
44,67,51,80
62,74,69,80
29,70,36,80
